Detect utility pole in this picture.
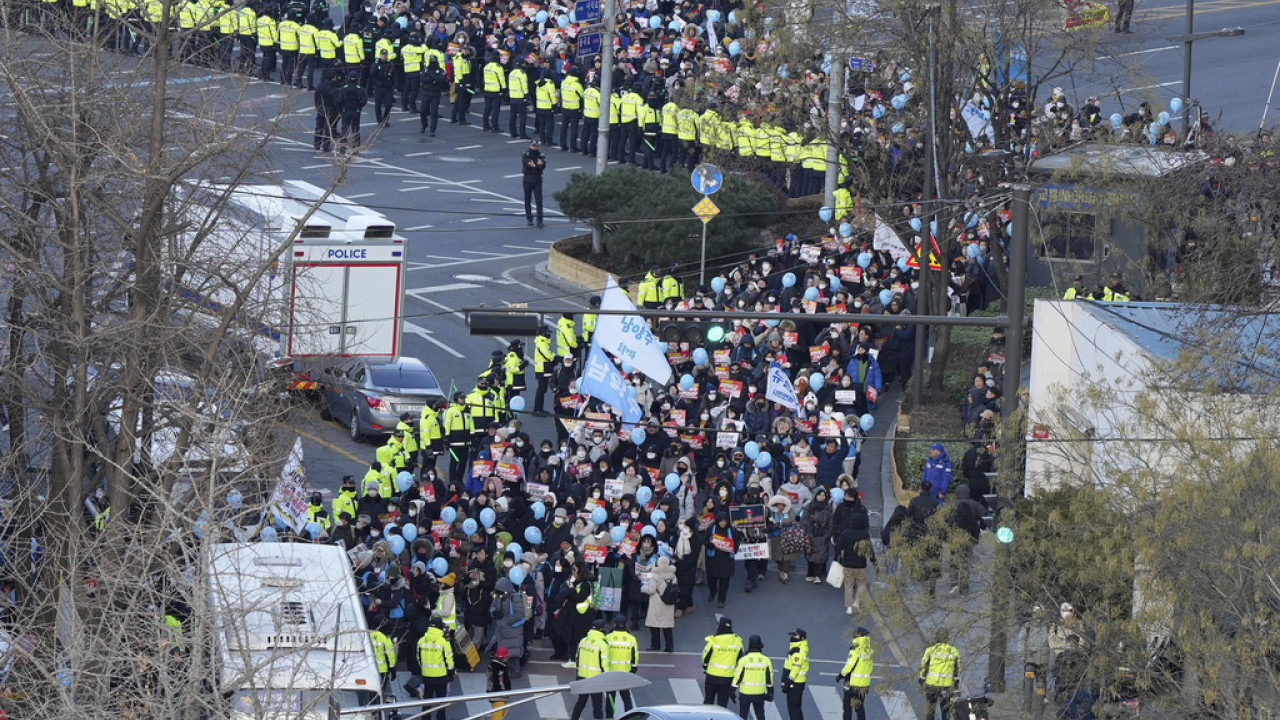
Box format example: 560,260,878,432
589,0,616,253
823,59,843,211
1168,0,1243,141
911,4,940,410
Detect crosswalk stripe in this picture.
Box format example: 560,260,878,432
527,674,569,719
882,689,918,720
670,677,703,704
458,671,491,716
764,695,785,720
809,685,845,720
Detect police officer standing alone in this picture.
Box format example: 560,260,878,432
837,627,874,720
419,54,448,136
781,628,809,720
521,141,546,228
920,629,961,720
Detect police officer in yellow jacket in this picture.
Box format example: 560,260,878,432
569,619,610,720
703,617,744,707
605,614,639,712
556,312,579,359
535,75,558,146
443,391,473,483
560,70,584,151
781,628,809,720
733,634,774,720
1063,274,1085,300
637,266,661,309
504,339,529,393
581,79,601,155
482,53,506,132
919,630,960,720
837,627,874,720
332,475,358,522
306,492,331,530
415,617,455,716
532,325,554,413
372,623,397,691
581,296,600,347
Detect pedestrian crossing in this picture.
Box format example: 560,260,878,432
429,664,919,720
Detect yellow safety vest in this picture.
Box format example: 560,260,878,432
583,87,601,118
372,630,397,673
677,107,697,140
660,275,681,301
1063,287,1081,300
343,33,364,64
331,490,358,521
920,642,959,688
316,30,339,59
605,630,639,671
737,119,756,156
576,631,607,677
297,24,316,54
236,6,255,35
534,335,554,374
841,636,874,688
256,15,277,47
661,102,679,134
484,62,506,93
443,404,471,436
417,627,454,678
278,19,299,51
702,633,744,678
402,43,424,73
465,389,489,423
535,80,557,110
556,316,578,357
609,93,621,124
784,640,809,684
452,55,471,83
620,92,640,123
732,652,773,695
637,272,659,305
374,37,396,61
508,69,529,99
561,76,583,110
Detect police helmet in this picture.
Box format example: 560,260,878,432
589,295,602,307
748,634,764,652
614,613,628,628
717,617,734,633
853,626,870,638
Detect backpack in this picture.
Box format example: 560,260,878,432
660,581,679,606
516,591,533,622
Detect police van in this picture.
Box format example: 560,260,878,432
205,542,384,720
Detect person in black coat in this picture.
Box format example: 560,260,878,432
946,485,986,595
337,70,368,150
831,490,870,543
673,518,702,615
419,53,448,135
369,49,396,126
961,444,994,506
314,69,341,151
906,480,942,596
703,513,740,608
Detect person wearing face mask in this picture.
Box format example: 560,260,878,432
743,396,770,435
846,342,884,411
673,518,702,616
816,436,850,488
358,478,389,519
709,454,735,487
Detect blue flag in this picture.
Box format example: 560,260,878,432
765,361,800,411
580,338,644,426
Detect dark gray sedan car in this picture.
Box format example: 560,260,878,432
319,356,445,442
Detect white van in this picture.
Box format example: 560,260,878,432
205,542,384,719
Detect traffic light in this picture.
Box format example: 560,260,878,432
656,321,729,347
468,311,542,336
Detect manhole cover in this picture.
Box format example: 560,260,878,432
455,273,493,282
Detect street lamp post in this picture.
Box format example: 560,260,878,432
1168,0,1243,141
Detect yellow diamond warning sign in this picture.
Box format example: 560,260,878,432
693,197,720,224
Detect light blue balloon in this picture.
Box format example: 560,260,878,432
765,319,779,327
463,518,478,535
651,508,667,523
819,206,834,222
860,413,875,431
570,9,577,21
744,441,760,459
649,14,662,28
692,348,709,365
708,9,721,22
591,506,608,525
810,374,825,390
680,373,695,390
525,526,543,544
611,526,627,543
900,70,911,81
441,506,457,524
637,486,653,504
782,272,797,288
397,471,414,493
480,507,497,528
641,525,657,538
839,222,853,236
506,541,523,560
728,9,737,23
558,14,570,28
967,243,981,259
621,361,635,374
909,217,922,232
872,105,886,119
763,15,773,27
532,503,546,519
509,566,527,585
665,474,681,493
857,252,872,269
711,277,726,293
404,523,419,542
891,122,904,134
879,289,894,306
930,220,938,236
756,451,772,469
388,535,406,556
804,287,819,302
1158,111,1170,125
668,20,681,30
1170,97,1183,113
260,526,278,542
226,489,243,509
828,276,841,292
891,94,907,110
1110,113,1123,129
631,427,647,445
536,10,548,24
431,557,449,576
728,41,741,57
897,257,910,271
830,487,845,503
510,396,526,411
671,40,682,55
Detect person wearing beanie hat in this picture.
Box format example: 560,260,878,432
604,613,639,712
702,616,744,707
733,634,773,720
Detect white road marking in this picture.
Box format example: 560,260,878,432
504,173,524,178
882,689,918,720
403,224,435,231
1118,81,1179,92
671,678,703,705
281,147,313,152
457,144,482,150
404,321,465,358
500,265,548,295
345,192,376,199
535,239,557,245
461,250,506,256
398,185,434,192
527,674,569,719
470,198,512,203
503,245,542,250
555,166,583,171
405,151,435,157
260,168,283,173
1098,45,1176,60
404,249,548,270
407,292,465,320
507,139,528,143
439,188,483,194
809,685,845,720
301,163,329,170
407,283,482,294
765,695,785,720
461,217,489,223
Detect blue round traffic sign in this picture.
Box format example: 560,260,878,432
691,163,723,195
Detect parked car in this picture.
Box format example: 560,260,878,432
320,356,445,442
615,706,745,720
